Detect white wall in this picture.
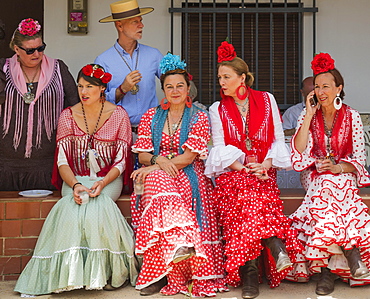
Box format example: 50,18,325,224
44,0,170,99
45,0,370,112
314,0,370,112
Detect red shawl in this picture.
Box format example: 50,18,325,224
218,87,275,163
310,104,353,162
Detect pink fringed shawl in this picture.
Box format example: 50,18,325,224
1,54,63,157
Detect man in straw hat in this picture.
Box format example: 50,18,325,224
95,0,163,129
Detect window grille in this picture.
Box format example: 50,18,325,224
169,0,318,109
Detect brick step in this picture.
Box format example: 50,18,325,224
1,188,370,281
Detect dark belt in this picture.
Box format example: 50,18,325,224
131,126,138,134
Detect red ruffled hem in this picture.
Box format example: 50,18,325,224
160,278,228,297
214,170,304,287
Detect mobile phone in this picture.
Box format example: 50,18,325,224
310,94,318,106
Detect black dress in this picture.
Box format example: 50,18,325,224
0,58,79,191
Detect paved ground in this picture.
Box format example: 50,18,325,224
2,279,370,299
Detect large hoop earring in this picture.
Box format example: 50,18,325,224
161,97,170,110
99,91,106,103
185,96,192,108
334,94,342,110
236,83,248,100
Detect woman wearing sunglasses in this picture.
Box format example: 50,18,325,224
0,18,78,191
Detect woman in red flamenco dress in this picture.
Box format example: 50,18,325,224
205,41,303,299
130,53,227,297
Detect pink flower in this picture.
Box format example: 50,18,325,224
18,18,41,36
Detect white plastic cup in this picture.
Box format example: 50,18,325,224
315,158,325,173
79,191,90,205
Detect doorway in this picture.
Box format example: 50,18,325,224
0,0,44,58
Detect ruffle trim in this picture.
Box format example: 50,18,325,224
265,140,292,169
14,248,134,296
289,178,370,282
205,144,244,177
213,170,304,287
160,278,228,297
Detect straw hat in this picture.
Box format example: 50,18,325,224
99,0,154,23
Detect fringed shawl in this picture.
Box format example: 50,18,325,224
52,107,131,189
218,87,275,163
151,105,207,230
310,104,353,162
1,55,63,157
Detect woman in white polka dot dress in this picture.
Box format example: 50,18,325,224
205,41,303,299
14,64,138,296
130,53,227,297
287,53,370,295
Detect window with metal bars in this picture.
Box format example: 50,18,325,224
169,1,317,109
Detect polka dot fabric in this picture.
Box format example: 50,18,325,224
287,107,370,286
131,108,227,297
213,169,303,288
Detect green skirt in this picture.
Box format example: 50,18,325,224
14,176,138,296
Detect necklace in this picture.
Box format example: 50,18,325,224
169,110,184,131
114,44,140,95
81,101,105,150
20,63,40,104
238,102,252,151
235,98,249,112
166,109,185,159
323,111,338,163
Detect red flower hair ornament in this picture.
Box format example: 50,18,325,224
82,64,112,84
217,41,237,63
311,53,335,75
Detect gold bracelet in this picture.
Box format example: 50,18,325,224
338,163,344,173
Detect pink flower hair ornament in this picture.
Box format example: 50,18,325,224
311,52,335,75
18,18,41,36
217,41,237,63
82,64,112,84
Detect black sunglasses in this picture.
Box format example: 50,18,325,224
18,42,46,55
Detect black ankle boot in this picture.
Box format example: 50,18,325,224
140,277,167,296
315,267,338,295
342,247,369,278
264,236,292,272
240,259,259,299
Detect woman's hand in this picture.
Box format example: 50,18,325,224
156,156,179,178
305,90,320,117
131,165,159,183
89,180,106,198
248,163,269,180
318,158,343,174
73,184,91,205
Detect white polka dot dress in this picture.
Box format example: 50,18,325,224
287,106,370,286
131,108,227,297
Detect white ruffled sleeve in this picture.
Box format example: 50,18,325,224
264,93,292,169
205,102,245,178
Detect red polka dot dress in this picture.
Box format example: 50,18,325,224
205,98,303,289
131,108,227,297
287,106,370,286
